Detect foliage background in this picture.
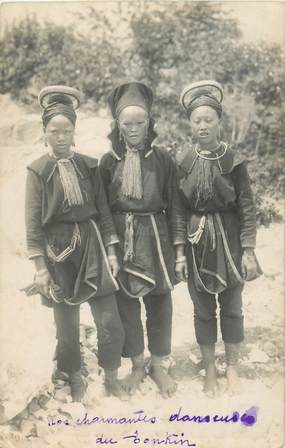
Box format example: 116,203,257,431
0,1,284,224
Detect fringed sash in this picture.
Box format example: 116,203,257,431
121,144,143,199
57,158,84,206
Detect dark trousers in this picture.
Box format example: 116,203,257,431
116,290,172,358
53,294,124,374
187,280,244,345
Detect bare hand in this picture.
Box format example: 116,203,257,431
241,250,259,281
34,270,51,297
175,260,188,282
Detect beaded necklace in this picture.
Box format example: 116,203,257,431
195,142,228,160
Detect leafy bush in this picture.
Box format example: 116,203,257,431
0,15,124,106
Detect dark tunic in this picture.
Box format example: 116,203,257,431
100,145,186,297
25,152,119,306
177,144,258,294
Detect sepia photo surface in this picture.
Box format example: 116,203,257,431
0,1,284,447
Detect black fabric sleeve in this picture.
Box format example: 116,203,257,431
25,169,46,258
165,152,187,245
232,162,257,248
91,165,119,247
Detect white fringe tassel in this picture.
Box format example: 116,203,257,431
121,145,143,200
57,159,84,206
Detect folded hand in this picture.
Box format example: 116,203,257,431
241,249,260,281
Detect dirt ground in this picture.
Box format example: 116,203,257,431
0,95,284,448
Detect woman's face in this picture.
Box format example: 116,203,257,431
190,106,220,147
118,106,149,147
44,115,75,158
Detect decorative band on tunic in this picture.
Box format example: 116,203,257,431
187,212,245,295
178,144,262,295
45,219,119,306
114,211,175,298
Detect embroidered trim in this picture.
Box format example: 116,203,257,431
200,268,228,288
90,220,119,291
48,285,66,304
46,223,81,263
71,159,84,179
187,153,199,175
217,158,223,173
110,144,122,161
105,236,120,247
215,213,244,285
189,211,244,294
145,149,153,158
118,266,156,299
125,267,156,286
28,251,45,259
188,216,206,245
150,214,173,291
191,245,218,295
46,164,57,183
117,276,143,299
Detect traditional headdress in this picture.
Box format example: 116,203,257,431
108,82,153,118
39,85,81,128
108,82,156,201
180,80,223,118
38,85,84,207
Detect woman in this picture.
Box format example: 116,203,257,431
176,80,261,397
100,82,186,398
24,86,126,402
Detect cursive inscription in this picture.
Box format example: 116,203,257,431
169,406,258,426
